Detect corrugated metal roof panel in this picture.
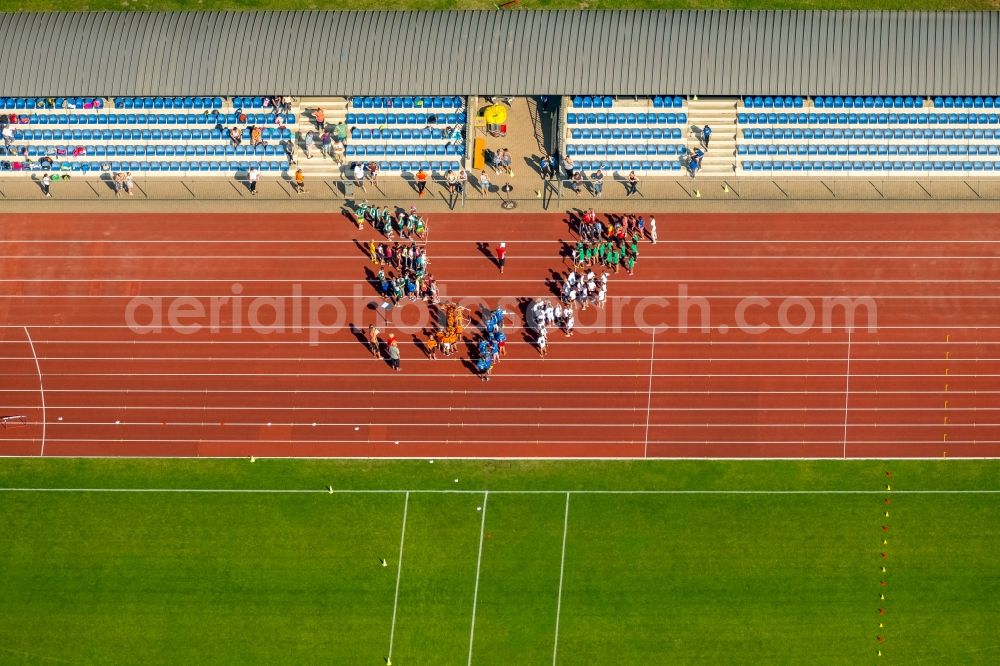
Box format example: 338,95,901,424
1,10,999,97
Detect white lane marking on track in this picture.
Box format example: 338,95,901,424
22,326,46,457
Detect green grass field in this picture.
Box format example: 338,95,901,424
1,459,998,664
2,2,997,12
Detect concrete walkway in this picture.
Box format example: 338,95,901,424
3,174,1000,215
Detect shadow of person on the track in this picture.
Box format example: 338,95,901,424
545,269,563,298
348,323,376,358
565,208,584,237
514,297,536,343
362,266,383,296
476,242,499,269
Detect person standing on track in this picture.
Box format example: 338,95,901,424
387,336,401,371
648,215,657,244
496,242,506,275
367,324,381,359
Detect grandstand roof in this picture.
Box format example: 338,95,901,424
2,11,999,97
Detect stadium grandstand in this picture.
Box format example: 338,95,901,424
1,10,1000,181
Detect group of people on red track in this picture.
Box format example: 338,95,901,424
355,204,655,374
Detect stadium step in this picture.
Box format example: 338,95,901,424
685,97,739,174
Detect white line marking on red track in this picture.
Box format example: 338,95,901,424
4,255,999,260
467,490,489,666
7,356,1000,363
11,372,1000,378
552,492,570,666
7,239,1000,244
26,407,1000,414
29,421,1000,429
843,328,852,459
644,328,656,459
387,491,409,665
1,437,997,445
22,326,46,457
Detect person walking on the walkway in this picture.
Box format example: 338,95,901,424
248,166,259,195
124,171,135,196
293,168,306,193
702,124,712,149
40,173,51,198
592,167,604,197
496,242,507,275
387,341,401,371
625,170,639,196
415,168,428,197
478,170,491,197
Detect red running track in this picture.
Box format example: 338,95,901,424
1,211,999,459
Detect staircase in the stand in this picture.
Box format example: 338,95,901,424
684,98,738,177
292,97,349,177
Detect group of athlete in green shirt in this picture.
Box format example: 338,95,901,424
572,233,641,275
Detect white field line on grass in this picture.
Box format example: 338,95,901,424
552,492,571,666
0,488,998,496
467,491,489,666
387,491,410,665
23,326,46,456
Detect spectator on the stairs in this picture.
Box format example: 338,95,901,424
687,148,704,177
304,131,316,159
229,126,242,147
702,124,712,149
283,139,297,166
250,126,263,147
332,138,345,165
313,107,326,131
320,130,332,158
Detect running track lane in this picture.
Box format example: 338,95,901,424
1,212,999,459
